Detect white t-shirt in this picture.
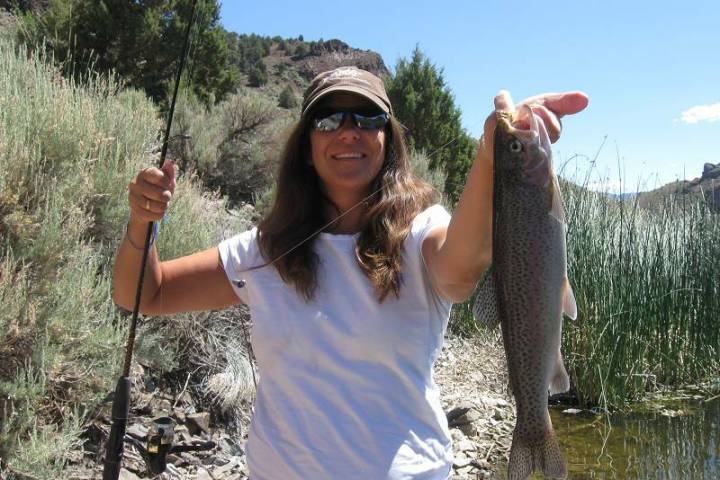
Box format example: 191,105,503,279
218,204,453,480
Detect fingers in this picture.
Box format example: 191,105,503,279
128,163,175,222
479,90,588,165
521,91,589,117
161,159,177,192
494,90,515,113
488,90,589,144
528,104,562,143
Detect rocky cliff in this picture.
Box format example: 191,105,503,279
637,162,720,212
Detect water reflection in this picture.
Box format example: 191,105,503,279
546,398,720,479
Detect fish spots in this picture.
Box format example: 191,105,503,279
489,110,572,478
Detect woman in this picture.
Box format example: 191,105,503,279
113,66,588,479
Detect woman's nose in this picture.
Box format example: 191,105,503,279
337,115,360,139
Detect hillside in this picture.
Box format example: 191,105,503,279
230,35,389,111
636,162,720,212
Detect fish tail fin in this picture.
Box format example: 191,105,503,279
508,430,567,480
549,350,571,395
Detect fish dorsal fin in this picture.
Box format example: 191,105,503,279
562,277,578,320
472,267,500,330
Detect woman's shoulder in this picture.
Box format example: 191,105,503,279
410,204,451,236
221,226,258,248
218,227,262,265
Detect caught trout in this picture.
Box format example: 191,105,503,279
473,104,578,479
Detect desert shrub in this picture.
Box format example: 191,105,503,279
294,42,309,57
171,89,290,206
278,84,298,109
0,38,251,477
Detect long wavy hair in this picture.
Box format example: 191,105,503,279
257,112,437,302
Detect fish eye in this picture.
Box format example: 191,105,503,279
509,139,523,154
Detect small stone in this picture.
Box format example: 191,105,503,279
453,452,473,468
118,469,142,480
450,428,467,443
126,423,148,439
457,438,476,452
213,457,239,475
562,408,583,415
456,464,475,475
156,398,173,412
144,377,157,392
492,407,505,421
458,421,478,437
187,412,211,435
196,467,213,480
219,435,244,456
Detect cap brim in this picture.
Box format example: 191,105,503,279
302,85,391,118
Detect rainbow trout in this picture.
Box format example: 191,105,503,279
473,105,578,479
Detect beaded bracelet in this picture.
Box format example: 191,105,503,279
125,221,160,250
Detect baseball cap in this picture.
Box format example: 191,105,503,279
301,66,393,118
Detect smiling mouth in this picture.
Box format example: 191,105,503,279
332,153,365,160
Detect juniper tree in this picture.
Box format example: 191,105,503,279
386,46,476,204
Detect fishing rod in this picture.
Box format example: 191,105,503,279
101,1,210,478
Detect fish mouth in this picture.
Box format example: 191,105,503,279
496,106,539,142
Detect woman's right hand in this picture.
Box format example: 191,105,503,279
127,160,176,223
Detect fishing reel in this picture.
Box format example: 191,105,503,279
125,416,216,475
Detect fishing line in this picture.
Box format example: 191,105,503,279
231,118,488,281
230,118,486,399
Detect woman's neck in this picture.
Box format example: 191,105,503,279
322,196,368,234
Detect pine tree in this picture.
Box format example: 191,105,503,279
18,0,238,105
386,46,476,204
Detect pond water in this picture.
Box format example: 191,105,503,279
496,396,719,479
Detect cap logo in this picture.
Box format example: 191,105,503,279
321,67,372,88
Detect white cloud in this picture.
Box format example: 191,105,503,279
677,102,720,124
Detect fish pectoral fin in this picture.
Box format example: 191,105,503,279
562,277,578,320
549,350,571,395
472,268,500,330
549,174,567,225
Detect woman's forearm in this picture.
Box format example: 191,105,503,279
112,218,163,313
434,144,494,300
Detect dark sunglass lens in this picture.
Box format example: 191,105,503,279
354,113,389,130
313,112,345,132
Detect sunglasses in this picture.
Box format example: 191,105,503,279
311,108,389,132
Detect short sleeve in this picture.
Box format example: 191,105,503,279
217,227,261,305
409,204,451,255
407,204,453,308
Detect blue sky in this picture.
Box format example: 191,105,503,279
220,1,719,193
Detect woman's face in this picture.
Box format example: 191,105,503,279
308,93,386,202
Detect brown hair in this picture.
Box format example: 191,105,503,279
257,116,437,302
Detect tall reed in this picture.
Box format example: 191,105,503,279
563,180,720,409
448,170,719,409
